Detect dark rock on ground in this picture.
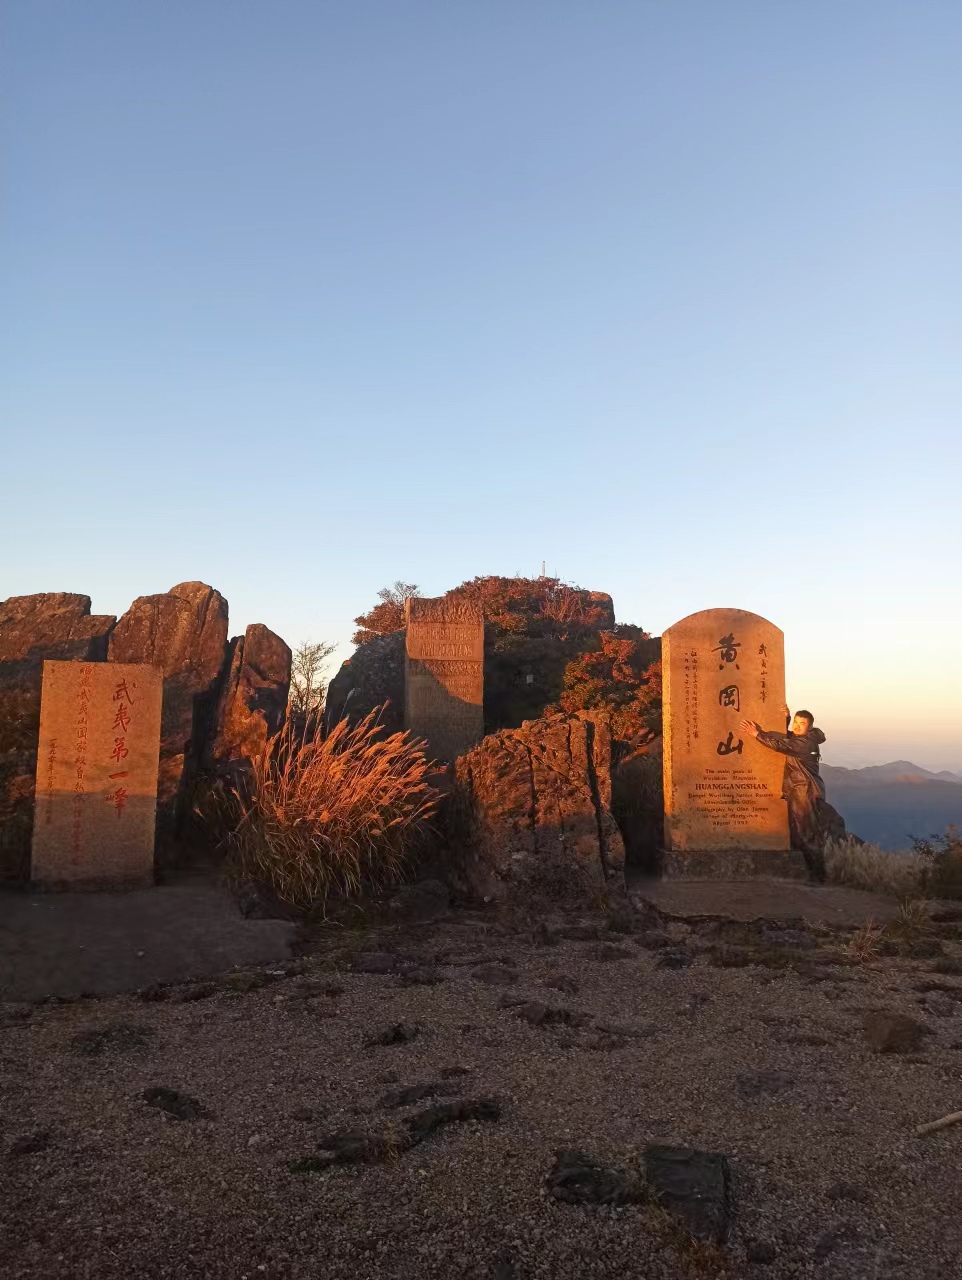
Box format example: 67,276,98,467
8,1130,51,1157
737,1070,796,1099
644,1144,732,1244
142,1086,207,1121
379,1081,460,1109
0,593,115,878
404,1097,501,1145
591,943,633,962
656,950,692,970
826,1181,870,1204
472,964,519,986
746,1240,778,1264
367,1022,421,1047
862,1011,928,1054
70,1023,155,1056
545,1148,645,1206
398,966,445,987
454,713,625,904
543,974,579,995
206,624,291,774
491,1247,517,1280
439,1065,472,1078
515,1002,589,1028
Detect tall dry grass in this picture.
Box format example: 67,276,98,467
220,712,441,912
824,836,933,899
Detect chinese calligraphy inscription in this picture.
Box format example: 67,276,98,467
405,597,484,764
31,661,162,886
662,609,790,852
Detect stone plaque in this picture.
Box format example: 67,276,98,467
663,609,790,852
31,661,163,886
404,597,484,763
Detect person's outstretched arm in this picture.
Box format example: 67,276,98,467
740,715,809,758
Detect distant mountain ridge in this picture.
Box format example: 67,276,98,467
821,760,962,850
822,761,962,789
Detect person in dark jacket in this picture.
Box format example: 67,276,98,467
739,705,827,881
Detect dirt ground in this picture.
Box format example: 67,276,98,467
1,890,961,1280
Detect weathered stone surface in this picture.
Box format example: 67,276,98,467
644,1144,732,1243
454,713,625,902
31,661,162,888
323,631,405,737
862,1011,928,1054
207,624,291,772
405,596,484,763
0,594,115,879
662,608,790,854
108,582,228,841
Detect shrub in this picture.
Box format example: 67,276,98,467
824,836,933,899
912,827,962,901
219,711,441,912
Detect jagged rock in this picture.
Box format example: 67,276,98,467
454,713,625,903
644,1144,732,1244
207,624,291,773
323,631,405,737
545,1148,645,1206
108,582,229,842
862,1011,928,1054
0,593,115,878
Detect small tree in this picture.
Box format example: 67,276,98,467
288,640,338,717
554,626,662,742
352,582,421,646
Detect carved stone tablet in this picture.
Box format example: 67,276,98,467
404,597,483,763
31,661,163,887
663,609,790,853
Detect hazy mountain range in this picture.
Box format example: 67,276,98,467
822,761,962,851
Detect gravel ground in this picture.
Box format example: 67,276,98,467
2,905,961,1280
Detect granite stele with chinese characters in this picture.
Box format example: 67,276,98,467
404,596,484,764
663,609,790,854
31,661,163,887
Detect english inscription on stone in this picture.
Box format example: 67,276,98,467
404,597,483,763
31,660,163,886
662,609,790,852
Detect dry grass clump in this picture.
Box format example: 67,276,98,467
824,836,933,899
220,712,441,913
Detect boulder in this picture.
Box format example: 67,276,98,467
108,582,229,842
453,712,625,903
207,624,291,773
323,630,405,737
0,593,115,878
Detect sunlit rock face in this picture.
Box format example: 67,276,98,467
0,593,115,879
454,712,625,904
107,582,230,846
207,624,292,774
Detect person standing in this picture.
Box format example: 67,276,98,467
740,705,827,881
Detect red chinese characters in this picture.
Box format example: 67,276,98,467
106,678,137,817
71,665,94,859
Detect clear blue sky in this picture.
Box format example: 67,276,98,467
3,2,960,770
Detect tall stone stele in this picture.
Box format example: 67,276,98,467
404,596,484,764
31,661,163,888
662,608,800,876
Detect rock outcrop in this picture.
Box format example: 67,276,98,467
324,631,405,738
0,594,116,878
107,582,230,842
453,712,625,903
207,624,292,773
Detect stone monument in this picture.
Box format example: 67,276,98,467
31,660,163,887
404,596,484,763
662,608,798,876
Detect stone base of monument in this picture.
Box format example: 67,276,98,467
658,848,809,881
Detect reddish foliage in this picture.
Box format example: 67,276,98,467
554,626,662,742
